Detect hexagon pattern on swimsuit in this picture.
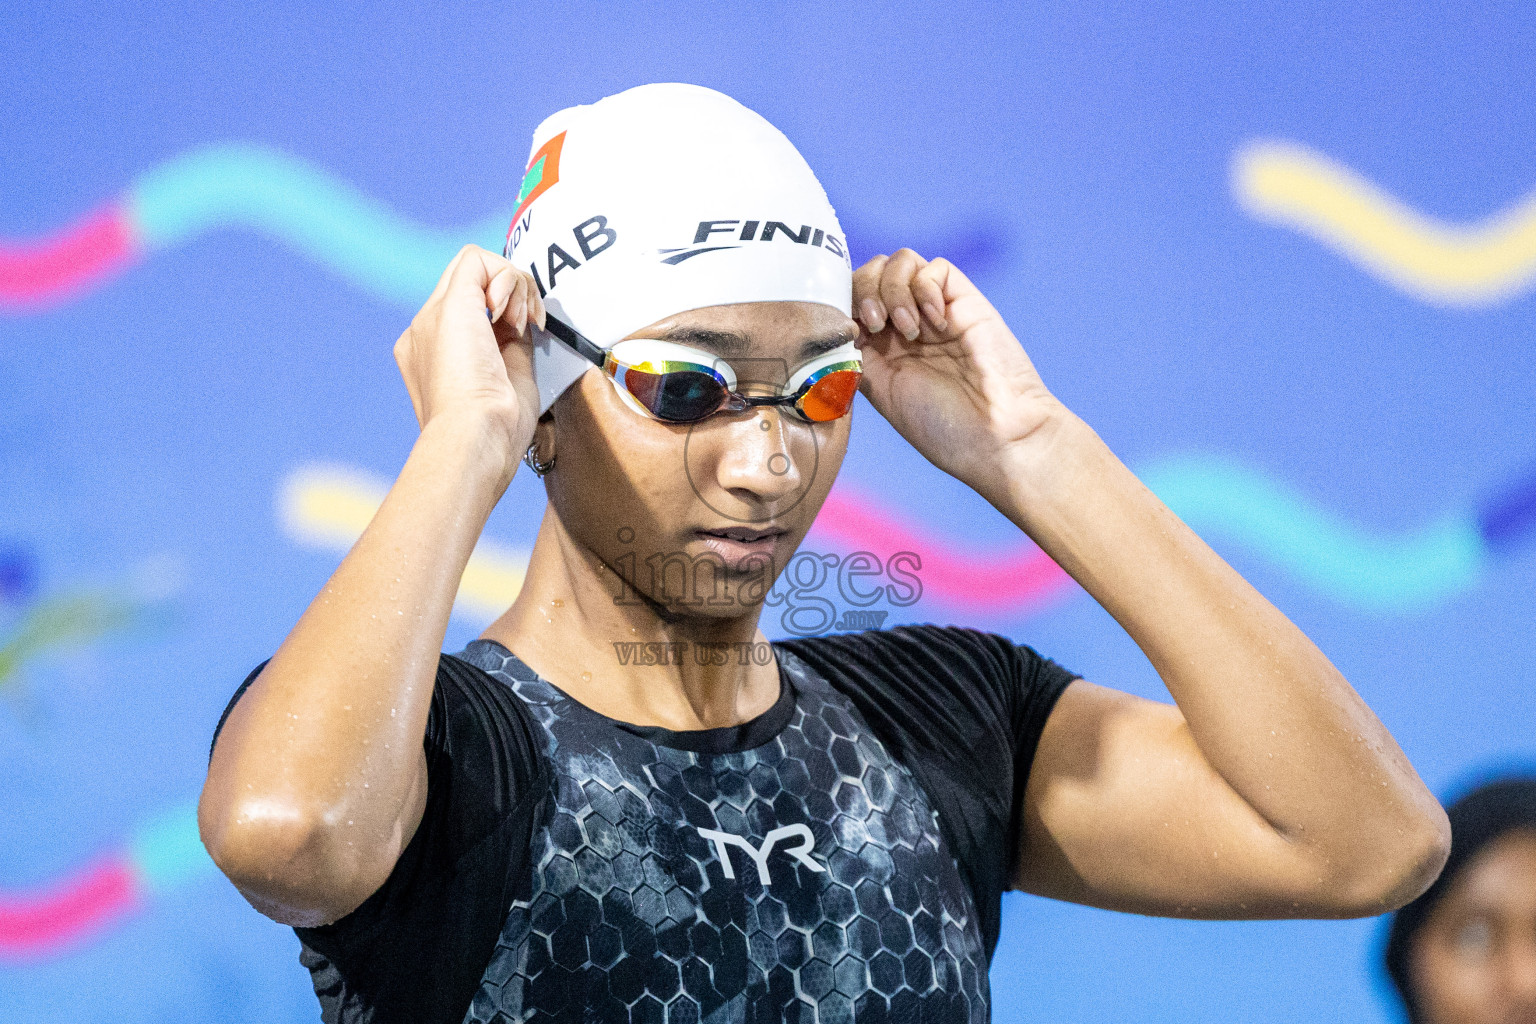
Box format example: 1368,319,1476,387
457,640,988,1024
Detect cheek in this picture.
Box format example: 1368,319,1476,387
1412,938,1501,1022
798,417,851,501
821,415,852,469
552,376,697,531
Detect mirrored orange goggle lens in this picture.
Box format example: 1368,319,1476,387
796,368,862,422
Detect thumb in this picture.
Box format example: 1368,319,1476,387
499,330,540,441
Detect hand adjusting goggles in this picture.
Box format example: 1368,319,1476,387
542,315,862,425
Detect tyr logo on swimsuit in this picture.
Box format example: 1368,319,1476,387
696,823,827,885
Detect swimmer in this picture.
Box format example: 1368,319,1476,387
200,84,1450,1024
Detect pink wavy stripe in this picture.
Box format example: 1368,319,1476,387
0,204,139,307
810,489,1075,610
0,854,138,957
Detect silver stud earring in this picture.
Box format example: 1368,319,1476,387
523,441,556,478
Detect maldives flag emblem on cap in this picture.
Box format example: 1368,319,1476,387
506,131,566,246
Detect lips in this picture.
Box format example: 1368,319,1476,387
694,525,786,567
699,526,784,543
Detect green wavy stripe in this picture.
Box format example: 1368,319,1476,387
127,144,508,305
1142,455,1487,611
0,593,139,690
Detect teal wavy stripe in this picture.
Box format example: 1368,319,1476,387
126,144,509,305
1142,455,1487,611
128,801,212,891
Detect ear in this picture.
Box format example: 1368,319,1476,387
533,410,556,461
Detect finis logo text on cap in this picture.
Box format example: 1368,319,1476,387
656,219,850,266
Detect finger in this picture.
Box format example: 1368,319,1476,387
933,256,979,303
500,327,538,424
532,288,547,330
509,270,531,322
879,248,927,341
491,276,533,349
487,264,519,322
492,308,528,351
510,273,530,336
495,273,528,343
912,258,949,333
852,254,891,333
444,244,511,313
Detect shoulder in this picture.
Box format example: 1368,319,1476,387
431,650,541,752
418,650,546,818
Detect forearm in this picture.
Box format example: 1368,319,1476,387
999,410,1446,899
200,411,514,914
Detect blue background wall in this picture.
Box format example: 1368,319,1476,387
4,2,1534,1020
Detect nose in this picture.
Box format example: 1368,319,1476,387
711,408,808,509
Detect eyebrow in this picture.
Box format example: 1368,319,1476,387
657,328,752,356
657,327,857,361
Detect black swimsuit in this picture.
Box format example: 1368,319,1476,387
216,625,1076,1024
459,639,988,1024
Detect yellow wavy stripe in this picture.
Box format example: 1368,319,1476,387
1234,140,1536,306
278,465,528,620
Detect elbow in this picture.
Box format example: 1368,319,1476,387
1385,803,1454,908
197,793,376,927
199,796,315,885
1320,803,1452,917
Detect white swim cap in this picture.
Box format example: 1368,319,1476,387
505,83,853,415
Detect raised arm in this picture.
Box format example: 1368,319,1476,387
198,247,543,926
853,249,1450,919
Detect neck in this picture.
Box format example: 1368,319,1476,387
483,505,781,731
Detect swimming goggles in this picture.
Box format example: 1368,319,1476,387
543,315,862,424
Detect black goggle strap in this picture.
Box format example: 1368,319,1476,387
542,314,609,369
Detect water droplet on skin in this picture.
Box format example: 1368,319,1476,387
581,672,592,683
551,598,564,608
